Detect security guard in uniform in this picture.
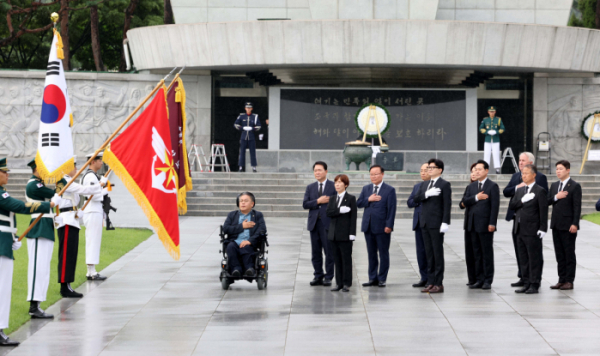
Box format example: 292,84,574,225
24,159,56,319
479,106,505,174
234,102,261,173
0,158,57,347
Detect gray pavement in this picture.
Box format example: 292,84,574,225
5,217,600,356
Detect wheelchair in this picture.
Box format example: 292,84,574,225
219,225,269,290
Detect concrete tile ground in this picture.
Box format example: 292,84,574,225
4,217,600,356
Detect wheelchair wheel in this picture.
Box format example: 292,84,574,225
257,277,266,290
221,278,231,290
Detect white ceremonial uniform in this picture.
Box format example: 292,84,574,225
54,175,102,230
81,170,108,265
0,256,13,329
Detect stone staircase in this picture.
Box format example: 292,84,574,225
187,172,600,219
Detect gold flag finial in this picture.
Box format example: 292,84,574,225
51,12,59,24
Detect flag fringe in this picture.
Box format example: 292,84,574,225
104,149,181,260
53,28,64,60
35,152,74,185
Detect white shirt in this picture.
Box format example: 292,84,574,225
428,176,440,189
337,191,346,207
317,179,327,192
525,182,536,192
373,181,383,195
474,177,487,202
554,177,570,201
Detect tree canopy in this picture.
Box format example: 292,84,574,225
568,0,600,29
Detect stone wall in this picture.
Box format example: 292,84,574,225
0,71,211,168
533,74,600,174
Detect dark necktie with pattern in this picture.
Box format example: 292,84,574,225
559,182,563,193
318,183,323,197
428,180,434,190
478,182,482,191
374,185,379,195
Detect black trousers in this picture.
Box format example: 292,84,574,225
310,219,334,280
331,240,353,287
511,222,523,279
239,139,257,167
471,231,495,285
552,229,577,283
226,242,255,272
464,230,477,284
415,227,428,282
364,231,391,282
422,227,445,286
517,233,543,285
57,225,79,284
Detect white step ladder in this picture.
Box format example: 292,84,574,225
501,147,519,173
188,144,210,172
210,144,230,172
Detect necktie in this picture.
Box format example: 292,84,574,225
318,183,323,197
559,182,563,192
374,185,379,195
428,180,434,190
336,195,341,207
525,186,529,194
478,182,482,191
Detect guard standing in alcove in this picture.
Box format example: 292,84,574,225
234,102,261,173
479,106,505,174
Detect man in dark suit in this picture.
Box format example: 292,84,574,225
357,165,397,288
302,161,336,286
503,152,548,287
509,164,548,294
596,198,600,211
407,163,430,288
548,160,582,291
461,160,500,290
414,158,452,294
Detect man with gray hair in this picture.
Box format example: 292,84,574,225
503,152,548,288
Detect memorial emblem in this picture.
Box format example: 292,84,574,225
151,127,178,194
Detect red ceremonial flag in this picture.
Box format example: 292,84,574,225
104,86,180,259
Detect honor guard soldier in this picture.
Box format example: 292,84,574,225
54,159,104,298
81,152,109,280
24,159,56,320
0,158,58,347
479,106,505,174
234,102,261,173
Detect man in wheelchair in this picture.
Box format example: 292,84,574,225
222,192,267,281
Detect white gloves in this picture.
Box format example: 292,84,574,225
51,194,61,206
521,192,535,203
425,187,441,199
440,223,449,233
349,235,356,241
12,240,21,251
243,127,253,131
340,206,351,214
100,176,108,185
537,230,546,239
488,130,497,136
102,188,109,196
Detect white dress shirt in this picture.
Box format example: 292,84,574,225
554,177,570,201
337,191,346,207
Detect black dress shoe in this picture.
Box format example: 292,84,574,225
310,278,324,286
362,280,378,287
412,280,427,288
378,281,386,288
231,269,242,278
87,273,107,281
525,285,539,294
60,283,83,298
245,268,256,277
323,279,332,287
515,285,530,294
331,285,343,292
511,280,525,287
29,302,54,319
482,283,492,290
342,286,350,292
469,281,483,289
0,330,19,347
466,282,475,287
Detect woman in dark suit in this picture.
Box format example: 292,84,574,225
326,174,357,292
459,163,479,287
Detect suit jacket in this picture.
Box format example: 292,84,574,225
303,179,336,231
459,185,470,230
357,182,397,234
504,171,548,221
597,198,600,211
326,193,357,241
407,182,423,231
508,184,548,236
461,179,500,233
548,179,582,230
222,209,267,246
414,178,452,229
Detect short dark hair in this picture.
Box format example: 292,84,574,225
428,158,444,174
334,174,349,187
239,192,255,203
476,159,489,170
313,161,327,171
556,160,570,170
523,164,537,174
469,162,478,183
369,165,384,173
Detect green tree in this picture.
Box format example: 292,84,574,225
568,0,600,29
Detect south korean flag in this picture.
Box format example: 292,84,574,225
35,28,75,184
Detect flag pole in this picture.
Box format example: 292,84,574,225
79,168,112,213
18,74,172,241
166,66,185,92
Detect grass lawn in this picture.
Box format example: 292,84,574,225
582,212,600,225
6,214,153,334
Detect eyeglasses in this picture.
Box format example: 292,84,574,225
370,173,382,176
427,166,439,170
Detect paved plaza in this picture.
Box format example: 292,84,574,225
4,216,600,356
